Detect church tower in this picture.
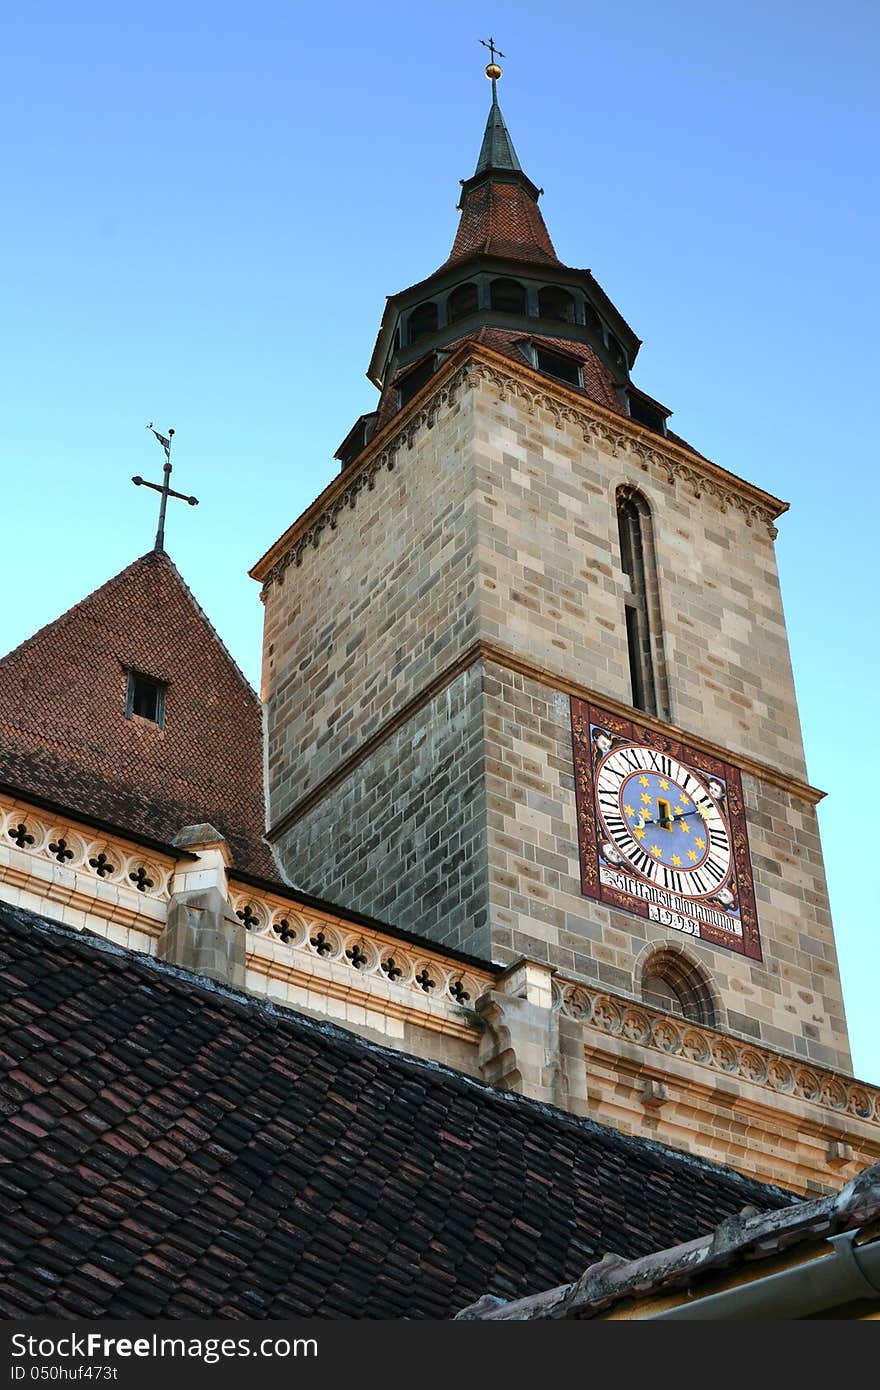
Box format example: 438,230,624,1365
253,61,852,1101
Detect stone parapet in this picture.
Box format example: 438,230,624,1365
553,975,880,1193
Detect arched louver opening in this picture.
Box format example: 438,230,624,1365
641,949,717,1026
616,487,669,719
538,286,576,324
408,301,438,346
607,336,626,371
448,282,479,324
490,277,527,316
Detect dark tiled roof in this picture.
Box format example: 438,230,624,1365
0,902,797,1320
0,550,277,880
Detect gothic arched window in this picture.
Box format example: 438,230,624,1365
616,487,669,718
490,278,527,315
641,949,716,1026
448,282,479,324
538,286,575,324
408,301,438,346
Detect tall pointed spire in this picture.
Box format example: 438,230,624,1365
442,57,558,270
474,81,523,177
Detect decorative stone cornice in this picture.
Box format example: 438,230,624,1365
466,352,787,537
251,344,788,593
554,977,879,1127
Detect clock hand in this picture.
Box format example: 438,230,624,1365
634,806,713,830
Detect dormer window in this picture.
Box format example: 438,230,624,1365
126,672,166,728
627,389,669,436
534,345,582,388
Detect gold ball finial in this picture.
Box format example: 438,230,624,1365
485,62,502,81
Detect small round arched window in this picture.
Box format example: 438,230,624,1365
538,286,576,324
641,950,716,1026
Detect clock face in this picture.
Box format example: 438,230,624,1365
572,701,761,959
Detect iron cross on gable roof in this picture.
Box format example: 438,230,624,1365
132,424,199,552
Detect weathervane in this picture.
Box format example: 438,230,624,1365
479,35,505,88
132,424,199,552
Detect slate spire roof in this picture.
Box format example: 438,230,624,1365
473,80,523,176
0,549,276,878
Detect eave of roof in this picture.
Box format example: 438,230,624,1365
456,1159,880,1320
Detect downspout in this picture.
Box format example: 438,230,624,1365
647,1231,880,1320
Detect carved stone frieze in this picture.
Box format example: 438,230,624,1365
0,798,171,901
554,978,880,1126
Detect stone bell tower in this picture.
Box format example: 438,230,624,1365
252,62,853,1093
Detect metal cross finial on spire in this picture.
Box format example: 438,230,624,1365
132,424,199,552
479,36,505,89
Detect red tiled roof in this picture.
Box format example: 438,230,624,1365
0,903,796,1319
440,180,561,271
0,550,277,879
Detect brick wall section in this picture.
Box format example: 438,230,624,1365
0,550,275,878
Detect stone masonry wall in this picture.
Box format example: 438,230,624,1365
276,664,491,960
470,369,809,783
260,355,848,1069
482,658,851,1073
261,381,480,831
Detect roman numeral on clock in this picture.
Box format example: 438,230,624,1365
703,855,727,886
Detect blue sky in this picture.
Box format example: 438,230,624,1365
2,1,878,1081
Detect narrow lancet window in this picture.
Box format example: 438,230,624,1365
616,487,668,718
